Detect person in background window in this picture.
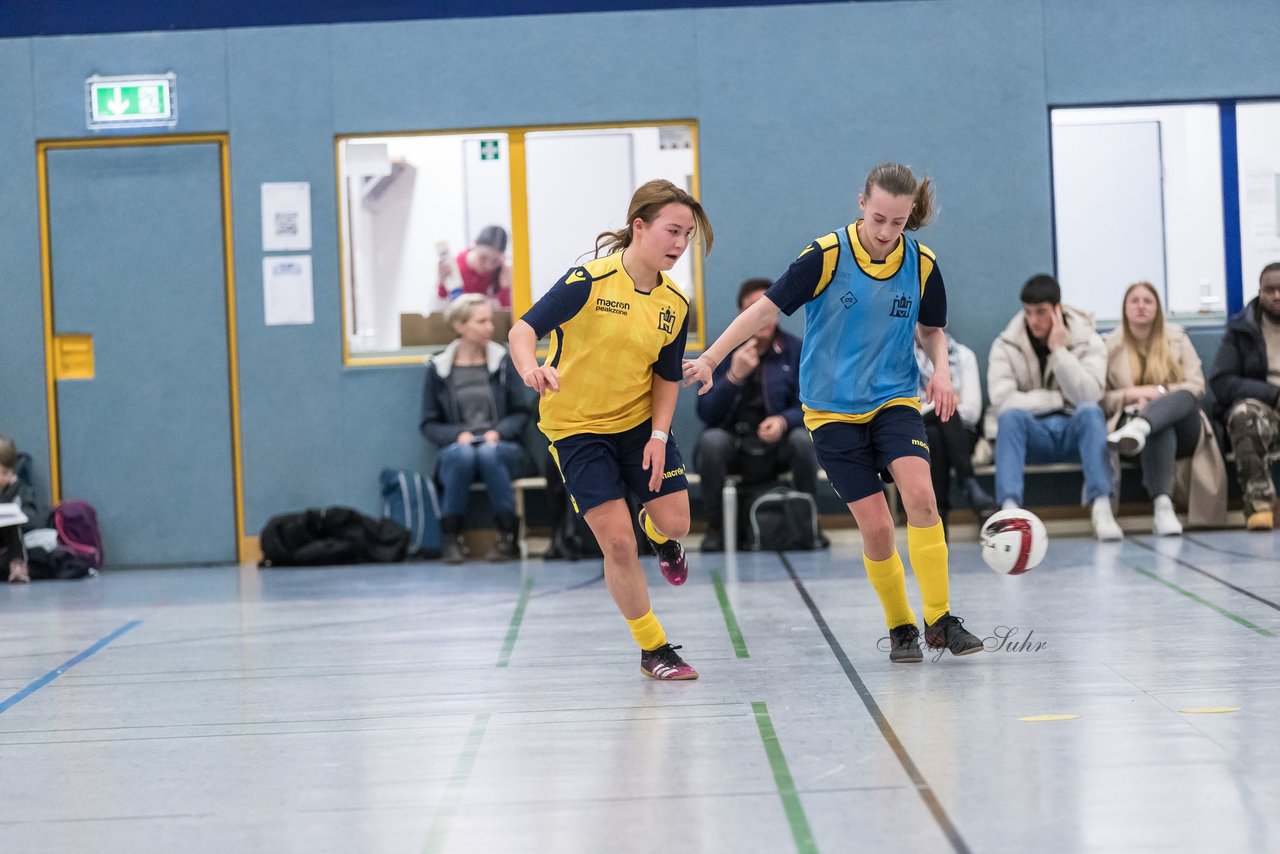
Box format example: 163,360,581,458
509,179,712,681
694,277,822,552
912,330,997,531
420,294,534,563
1103,282,1226,535
1209,262,1280,531
437,225,513,309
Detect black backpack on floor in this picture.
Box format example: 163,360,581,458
745,486,821,552
260,507,411,567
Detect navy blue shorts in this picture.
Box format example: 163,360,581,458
810,405,930,503
549,419,689,515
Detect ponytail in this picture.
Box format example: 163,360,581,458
864,162,936,231
594,179,714,259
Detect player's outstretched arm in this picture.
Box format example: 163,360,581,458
682,295,780,394
509,319,559,397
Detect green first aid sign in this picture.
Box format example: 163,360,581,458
479,139,500,161
86,75,176,128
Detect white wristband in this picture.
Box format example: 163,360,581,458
651,429,669,443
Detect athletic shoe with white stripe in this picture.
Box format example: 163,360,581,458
638,508,689,586
640,643,699,680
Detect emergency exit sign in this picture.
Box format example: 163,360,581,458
86,74,177,129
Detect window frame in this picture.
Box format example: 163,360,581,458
335,119,705,367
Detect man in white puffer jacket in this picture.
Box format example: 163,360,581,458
985,274,1123,540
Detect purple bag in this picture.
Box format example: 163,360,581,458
52,500,104,569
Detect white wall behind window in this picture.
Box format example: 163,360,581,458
1236,101,1280,304
1052,105,1223,318
525,127,696,310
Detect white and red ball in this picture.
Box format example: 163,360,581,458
979,509,1047,575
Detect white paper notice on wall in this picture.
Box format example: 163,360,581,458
261,182,312,251
263,255,315,326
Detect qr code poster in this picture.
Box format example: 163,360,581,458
261,182,312,252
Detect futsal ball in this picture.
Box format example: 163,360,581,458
979,509,1048,575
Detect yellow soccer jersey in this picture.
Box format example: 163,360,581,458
520,252,690,440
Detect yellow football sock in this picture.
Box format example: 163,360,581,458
642,511,669,545
627,609,668,651
863,550,916,629
908,520,950,626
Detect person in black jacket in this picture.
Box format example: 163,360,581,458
420,295,534,561
694,278,821,551
1209,263,1280,530
0,434,40,583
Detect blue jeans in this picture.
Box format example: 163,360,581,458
435,441,531,517
994,406,1112,505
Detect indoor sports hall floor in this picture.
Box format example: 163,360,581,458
2,525,1278,853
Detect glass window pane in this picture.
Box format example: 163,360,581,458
1051,105,1224,320
524,124,702,346
338,133,513,359
1235,101,1280,305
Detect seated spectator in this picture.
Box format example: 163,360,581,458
913,331,997,529
1103,282,1226,535
694,278,822,552
1209,263,1280,530
986,274,1122,540
420,294,534,562
0,434,39,583
437,225,512,309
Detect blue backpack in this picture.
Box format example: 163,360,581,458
380,469,441,559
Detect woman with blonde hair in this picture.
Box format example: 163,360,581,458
509,179,712,680
1103,281,1226,534
420,293,534,562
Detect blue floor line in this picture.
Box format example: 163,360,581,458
0,620,142,714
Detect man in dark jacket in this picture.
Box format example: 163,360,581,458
1209,263,1280,530
694,278,821,552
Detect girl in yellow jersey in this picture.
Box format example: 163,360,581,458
509,179,712,680
685,163,983,664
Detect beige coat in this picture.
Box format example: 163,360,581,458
1102,324,1227,527
985,304,1107,439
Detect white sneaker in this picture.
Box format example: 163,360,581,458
1153,495,1183,536
1092,497,1123,541
1107,418,1150,456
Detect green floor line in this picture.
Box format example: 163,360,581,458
496,577,535,667
711,570,750,658
752,701,818,854
422,713,490,854
1129,565,1275,637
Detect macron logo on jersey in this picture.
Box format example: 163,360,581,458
596,297,630,316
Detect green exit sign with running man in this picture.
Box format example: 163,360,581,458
86,74,177,129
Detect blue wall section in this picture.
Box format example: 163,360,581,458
1,0,1278,544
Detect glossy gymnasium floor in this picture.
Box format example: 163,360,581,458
2,520,1278,853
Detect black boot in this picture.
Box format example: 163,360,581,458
961,477,998,520
485,513,521,561
440,515,467,564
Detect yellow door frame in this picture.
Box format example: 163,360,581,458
36,133,249,563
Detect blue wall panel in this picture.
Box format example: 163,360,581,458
31,31,229,138
3,0,1279,546
1044,0,1280,105
0,39,48,505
